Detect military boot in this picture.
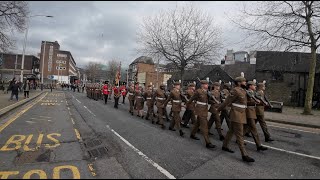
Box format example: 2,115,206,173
217,129,225,141
179,130,184,137
242,156,255,162
257,146,268,151
206,143,216,149
190,135,200,140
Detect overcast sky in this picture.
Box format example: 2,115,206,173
11,1,246,68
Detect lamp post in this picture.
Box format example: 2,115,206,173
20,15,53,83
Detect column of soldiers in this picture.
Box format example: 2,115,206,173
86,77,274,163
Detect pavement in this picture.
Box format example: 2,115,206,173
0,90,320,178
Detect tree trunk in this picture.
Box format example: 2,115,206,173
180,67,185,88
303,46,317,115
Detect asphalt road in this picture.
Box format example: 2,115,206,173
1,90,320,179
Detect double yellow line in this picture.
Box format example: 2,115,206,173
0,93,48,133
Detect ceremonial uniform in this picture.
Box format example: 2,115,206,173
128,85,135,115
218,76,254,162
256,83,273,142
182,83,196,127
144,85,154,120
220,85,231,128
102,82,110,104
208,82,224,140
188,80,215,148
153,84,167,128
164,82,185,136
120,84,127,104
135,88,144,117
113,86,121,109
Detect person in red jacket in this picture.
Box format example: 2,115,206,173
120,82,127,104
113,84,121,109
102,81,110,104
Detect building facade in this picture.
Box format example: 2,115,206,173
40,41,77,84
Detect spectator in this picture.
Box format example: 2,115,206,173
23,80,31,98
10,80,20,101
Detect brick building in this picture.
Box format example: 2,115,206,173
40,41,77,84
0,53,40,83
128,56,172,89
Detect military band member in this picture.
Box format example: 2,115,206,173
164,82,185,137
128,83,135,115
144,85,154,121
102,81,110,104
220,83,231,129
120,82,127,104
244,81,268,151
218,76,255,162
181,83,196,128
113,84,121,109
135,86,145,118
187,80,216,149
153,84,167,129
255,83,274,142
208,82,225,141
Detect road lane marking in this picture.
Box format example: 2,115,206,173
25,121,36,124
74,129,82,141
39,116,52,119
268,124,319,134
87,164,97,177
106,125,176,179
75,99,81,104
0,93,47,133
71,118,75,125
83,106,96,117
244,140,320,160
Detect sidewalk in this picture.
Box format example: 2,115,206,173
0,89,46,118
265,106,320,129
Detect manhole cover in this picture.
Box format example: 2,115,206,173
84,139,102,148
88,147,108,158
15,149,51,165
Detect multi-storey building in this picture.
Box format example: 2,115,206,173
39,41,77,84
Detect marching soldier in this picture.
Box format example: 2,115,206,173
120,82,127,104
208,82,225,141
181,83,196,128
220,83,231,129
244,81,268,151
86,83,90,98
102,81,110,104
94,83,99,101
128,83,135,115
153,84,167,129
255,83,274,142
135,86,145,118
187,80,216,149
144,84,154,121
113,84,121,109
217,76,255,163
108,84,112,100
164,82,186,137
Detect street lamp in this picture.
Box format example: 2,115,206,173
20,15,53,83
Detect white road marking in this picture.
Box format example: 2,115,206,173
244,140,320,160
26,121,36,124
83,106,96,117
71,118,75,125
39,116,52,119
68,107,70,110
268,124,319,134
106,125,176,179
76,99,81,104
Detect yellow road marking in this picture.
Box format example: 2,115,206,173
87,164,97,177
74,129,82,141
0,93,48,133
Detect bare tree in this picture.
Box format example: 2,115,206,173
85,62,102,83
106,59,119,83
136,4,222,84
0,1,29,52
232,1,320,115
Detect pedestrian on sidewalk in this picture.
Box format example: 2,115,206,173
50,84,53,92
23,80,31,98
10,80,20,101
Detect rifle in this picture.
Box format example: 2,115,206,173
208,80,221,105
246,90,261,104
255,91,272,107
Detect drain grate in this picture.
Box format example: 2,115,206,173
88,147,108,158
84,139,102,148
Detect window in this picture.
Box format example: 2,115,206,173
56,66,66,70
57,54,67,58
271,71,284,81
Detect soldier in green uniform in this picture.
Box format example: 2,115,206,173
220,83,231,129
181,83,196,128
144,85,154,121
164,82,186,137
218,76,255,163
187,80,216,149
128,83,135,115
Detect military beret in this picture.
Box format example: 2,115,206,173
235,76,246,82
105,81,109,84
223,83,231,88
200,80,209,84
174,82,181,86
247,81,256,86
188,83,196,87
135,82,139,85
147,84,152,87
160,84,166,87
213,82,221,86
